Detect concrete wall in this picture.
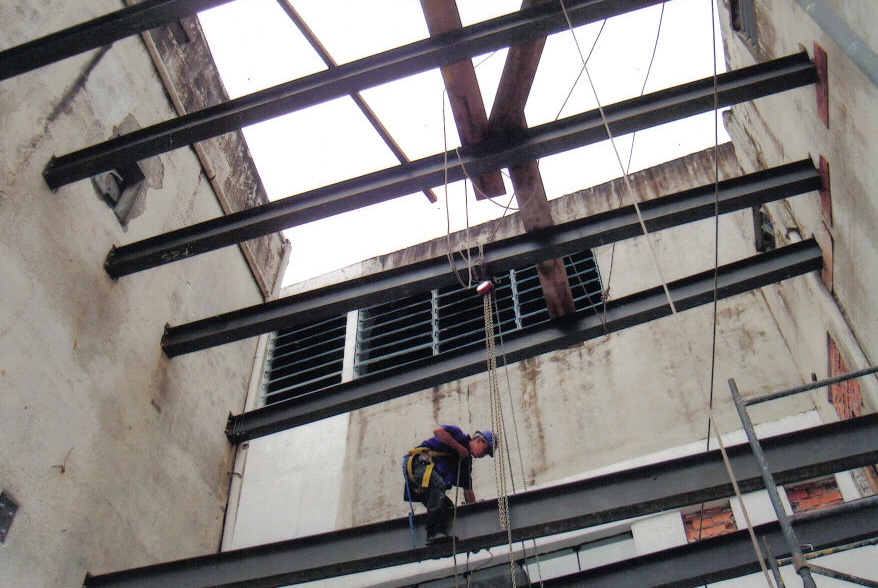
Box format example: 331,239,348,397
0,3,286,586
224,2,877,584
228,145,833,544
336,144,831,529
719,0,878,410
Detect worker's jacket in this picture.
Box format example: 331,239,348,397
404,424,473,490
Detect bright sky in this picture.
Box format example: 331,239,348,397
197,0,729,287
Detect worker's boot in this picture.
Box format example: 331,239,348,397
425,511,445,546
425,504,456,546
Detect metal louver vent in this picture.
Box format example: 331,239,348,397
260,249,602,403
355,248,602,378
261,314,347,405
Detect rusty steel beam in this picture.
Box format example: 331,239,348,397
276,0,437,203
43,0,670,189
420,0,506,199
161,160,820,357
226,239,822,441
541,497,878,587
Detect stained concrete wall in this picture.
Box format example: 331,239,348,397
718,0,878,410
0,3,286,586
225,3,877,584
228,145,836,545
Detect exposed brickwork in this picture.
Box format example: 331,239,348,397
814,43,829,128
683,505,736,542
828,336,864,420
828,336,878,492
786,478,843,514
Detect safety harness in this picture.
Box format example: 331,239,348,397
404,446,452,491
403,446,454,551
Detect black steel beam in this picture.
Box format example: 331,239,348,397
43,0,669,189
541,497,878,588
82,413,878,588
162,160,820,356
276,0,438,204
227,239,822,442
102,52,816,277
0,0,233,81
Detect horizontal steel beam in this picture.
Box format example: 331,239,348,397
226,239,822,442
103,52,816,277
83,413,878,588
277,0,438,204
161,159,820,356
43,0,668,188
0,0,233,81
542,496,878,588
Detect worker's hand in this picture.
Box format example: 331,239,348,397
456,445,470,459
464,489,476,504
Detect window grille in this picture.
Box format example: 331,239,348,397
355,249,602,378
355,294,435,376
261,248,602,402
261,314,347,405
730,0,757,45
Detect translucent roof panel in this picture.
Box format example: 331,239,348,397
198,0,728,287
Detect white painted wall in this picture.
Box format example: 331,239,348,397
228,415,350,548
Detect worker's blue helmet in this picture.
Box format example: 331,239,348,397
474,430,496,457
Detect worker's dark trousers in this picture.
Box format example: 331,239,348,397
407,456,453,537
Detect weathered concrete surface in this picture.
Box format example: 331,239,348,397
232,144,830,541
0,3,286,586
224,8,876,584
719,0,878,411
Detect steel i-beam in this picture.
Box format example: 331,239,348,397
0,0,233,81
82,413,878,588
226,239,822,442
161,160,820,356
43,0,669,189
540,497,878,588
103,53,816,278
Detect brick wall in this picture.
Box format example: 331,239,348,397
785,478,843,514
683,504,736,542
828,336,878,492
828,336,864,419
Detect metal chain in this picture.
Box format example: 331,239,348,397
483,292,516,588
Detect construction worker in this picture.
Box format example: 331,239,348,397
403,425,495,545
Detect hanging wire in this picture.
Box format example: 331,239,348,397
695,2,775,585
558,0,677,316
483,291,517,587
553,19,607,122
490,292,547,587
441,87,475,290
605,3,667,297
704,409,777,587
